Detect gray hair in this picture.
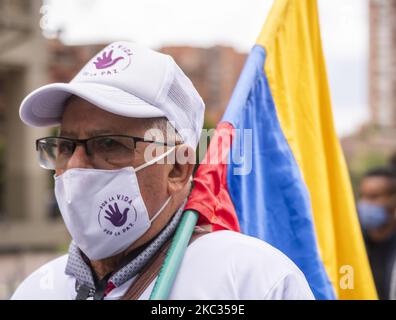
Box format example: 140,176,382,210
146,117,183,145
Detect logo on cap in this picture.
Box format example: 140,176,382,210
94,50,124,69
82,44,133,78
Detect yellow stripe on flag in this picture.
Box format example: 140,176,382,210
257,0,377,299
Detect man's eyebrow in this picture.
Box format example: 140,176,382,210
58,130,75,137
86,129,122,136
58,129,123,137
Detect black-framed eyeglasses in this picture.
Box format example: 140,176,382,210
36,135,175,170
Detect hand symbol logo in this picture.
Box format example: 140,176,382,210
104,202,129,227
93,50,124,69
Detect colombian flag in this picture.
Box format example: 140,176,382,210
185,0,377,299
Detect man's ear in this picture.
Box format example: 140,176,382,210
167,145,195,195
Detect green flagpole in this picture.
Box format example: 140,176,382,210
149,209,199,300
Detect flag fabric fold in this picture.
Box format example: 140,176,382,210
186,0,377,299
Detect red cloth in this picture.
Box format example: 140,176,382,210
185,122,240,232
104,281,116,297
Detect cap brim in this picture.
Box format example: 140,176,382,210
19,82,165,127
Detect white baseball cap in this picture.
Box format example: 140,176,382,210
19,41,205,149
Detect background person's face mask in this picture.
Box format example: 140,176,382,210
54,147,175,260
357,201,389,230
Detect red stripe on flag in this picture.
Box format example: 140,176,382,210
185,122,240,232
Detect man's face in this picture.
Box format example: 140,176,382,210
359,176,396,215
57,96,171,218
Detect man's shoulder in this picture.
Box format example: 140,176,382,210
11,254,73,300
190,230,301,270
170,230,314,299
192,229,280,251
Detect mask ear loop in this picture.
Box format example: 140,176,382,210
135,146,175,222
135,146,176,172
149,196,172,223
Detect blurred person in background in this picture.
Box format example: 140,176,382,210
358,167,396,299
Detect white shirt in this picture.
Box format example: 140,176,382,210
11,230,314,300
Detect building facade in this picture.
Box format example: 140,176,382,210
0,0,69,250
369,0,396,128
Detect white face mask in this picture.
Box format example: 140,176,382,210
54,147,175,261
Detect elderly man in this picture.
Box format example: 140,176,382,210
11,42,313,300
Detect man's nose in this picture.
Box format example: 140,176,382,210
65,145,94,171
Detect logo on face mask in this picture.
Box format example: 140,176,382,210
98,194,137,237
104,202,129,227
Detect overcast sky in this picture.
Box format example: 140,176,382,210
43,0,369,137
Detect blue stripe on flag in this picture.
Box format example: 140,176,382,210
222,45,335,300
